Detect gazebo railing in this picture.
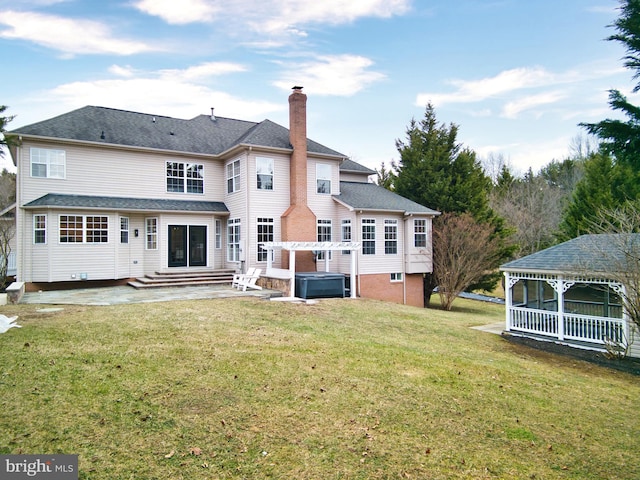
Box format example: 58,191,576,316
563,312,626,345
508,306,626,346
509,307,558,336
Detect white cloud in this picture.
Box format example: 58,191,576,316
501,91,566,119
133,0,411,36
32,63,281,121
416,67,566,107
272,54,385,96
256,0,411,34
159,62,247,81
108,65,136,77
0,10,155,56
133,0,220,25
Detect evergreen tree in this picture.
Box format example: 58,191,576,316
394,104,513,303
559,153,618,239
0,106,17,158
375,161,396,191
581,0,640,164
394,104,493,221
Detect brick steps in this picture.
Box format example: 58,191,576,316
128,269,235,289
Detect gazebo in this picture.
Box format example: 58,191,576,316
500,234,640,358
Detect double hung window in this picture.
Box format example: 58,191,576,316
414,219,427,248
34,215,46,244
31,148,65,179
316,219,332,260
227,218,241,262
256,157,274,190
385,220,398,255
227,160,241,194
257,218,274,262
316,164,331,194
362,219,376,255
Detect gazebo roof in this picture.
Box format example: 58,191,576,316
500,234,640,275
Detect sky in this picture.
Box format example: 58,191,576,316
0,0,635,177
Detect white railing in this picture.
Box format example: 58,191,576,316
509,307,626,346
563,313,626,345
509,307,558,336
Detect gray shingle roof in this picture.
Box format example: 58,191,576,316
23,193,229,213
340,159,376,175
500,234,640,274
11,106,345,157
335,181,439,215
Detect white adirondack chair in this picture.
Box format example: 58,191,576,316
232,267,256,289
236,268,263,291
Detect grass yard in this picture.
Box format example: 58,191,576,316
0,296,638,479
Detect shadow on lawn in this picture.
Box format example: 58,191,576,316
503,334,640,376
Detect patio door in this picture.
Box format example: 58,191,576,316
189,225,207,267
168,225,207,267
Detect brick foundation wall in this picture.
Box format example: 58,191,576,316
358,273,424,308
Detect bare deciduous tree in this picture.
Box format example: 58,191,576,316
490,176,564,256
432,212,503,311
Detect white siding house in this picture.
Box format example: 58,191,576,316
9,88,439,306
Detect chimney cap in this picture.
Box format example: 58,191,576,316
292,86,304,91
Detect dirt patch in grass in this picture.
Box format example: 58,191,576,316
503,333,640,376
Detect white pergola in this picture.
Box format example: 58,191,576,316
263,241,361,299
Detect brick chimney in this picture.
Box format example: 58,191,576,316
281,86,317,271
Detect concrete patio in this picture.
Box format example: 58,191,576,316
19,284,283,306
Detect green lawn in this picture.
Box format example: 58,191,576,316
0,297,638,479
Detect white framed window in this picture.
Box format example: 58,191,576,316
86,216,108,243
59,215,83,243
341,219,351,255
34,214,46,244
215,219,222,249
256,157,274,190
385,219,398,255
166,162,204,194
391,273,403,282
146,217,158,250
362,219,375,255
316,163,332,194
227,218,241,262
414,219,427,248
30,148,65,179
227,159,241,194
120,217,129,244
317,219,332,260
257,218,274,262
59,215,108,243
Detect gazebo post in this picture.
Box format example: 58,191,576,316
504,272,511,332
557,275,565,341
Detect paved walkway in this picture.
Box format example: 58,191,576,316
20,284,282,306
470,322,505,335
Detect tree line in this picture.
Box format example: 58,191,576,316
378,0,640,310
